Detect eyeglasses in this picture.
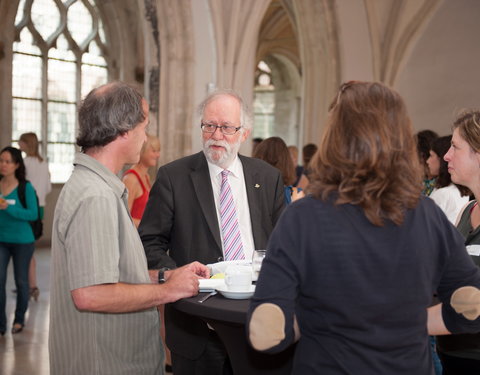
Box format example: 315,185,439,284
201,123,242,135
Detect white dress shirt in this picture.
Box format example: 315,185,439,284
207,156,255,261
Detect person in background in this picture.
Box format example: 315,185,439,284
18,132,51,301
252,137,263,155
123,134,161,228
0,146,38,335
426,135,460,375
437,110,480,374
416,129,439,196
140,89,285,375
301,143,318,178
254,137,305,204
49,81,209,375
247,81,480,374
287,145,309,190
427,135,470,224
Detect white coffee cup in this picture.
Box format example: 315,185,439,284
225,265,252,291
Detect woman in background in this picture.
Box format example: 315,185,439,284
416,129,439,196
437,111,480,374
0,147,38,335
253,137,304,204
247,82,480,374
287,145,309,190
427,135,470,224
18,132,51,301
123,134,161,227
301,143,318,178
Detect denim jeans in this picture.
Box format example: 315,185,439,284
430,336,443,375
0,242,35,332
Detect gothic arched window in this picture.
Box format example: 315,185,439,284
13,0,109,182
253,60,275,139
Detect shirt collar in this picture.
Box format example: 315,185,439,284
206,154,242,179
73,153,126,198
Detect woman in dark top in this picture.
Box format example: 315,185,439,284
437,111,480,374
247,82,480,374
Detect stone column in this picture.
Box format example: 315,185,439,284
0,0,18,149
144,0,195,163
293,0,341,146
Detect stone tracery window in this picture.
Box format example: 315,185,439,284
13,0,108,182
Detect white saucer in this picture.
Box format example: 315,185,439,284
216,285,255,299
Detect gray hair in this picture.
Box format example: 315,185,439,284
197,89,253,131
77,81,145,151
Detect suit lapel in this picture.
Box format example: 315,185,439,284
240,155,262,247
191,153,223,251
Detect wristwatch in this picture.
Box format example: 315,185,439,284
158,267,170,284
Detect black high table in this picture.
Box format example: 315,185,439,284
172,292,295,374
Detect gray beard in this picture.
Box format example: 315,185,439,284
203,138,241,169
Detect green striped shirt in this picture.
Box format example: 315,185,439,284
49,153,163,374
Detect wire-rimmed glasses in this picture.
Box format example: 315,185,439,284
201,123,242,135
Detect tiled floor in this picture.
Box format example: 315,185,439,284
0,247,172,375
0,247,50,375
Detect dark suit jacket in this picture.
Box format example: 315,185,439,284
139,151,285,359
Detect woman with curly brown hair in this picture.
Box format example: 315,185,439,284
247,82,480,374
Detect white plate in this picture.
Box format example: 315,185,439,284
199,279,226,292
216,285,255,299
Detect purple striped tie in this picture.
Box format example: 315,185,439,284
220,170,245,260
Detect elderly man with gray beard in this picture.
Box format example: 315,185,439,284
139,90,285,375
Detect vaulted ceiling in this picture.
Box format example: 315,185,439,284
256,0,300,69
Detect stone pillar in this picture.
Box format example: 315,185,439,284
0,0,18,149
293,0,341,146
151,0,195,163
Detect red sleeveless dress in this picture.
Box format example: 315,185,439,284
123,169,151,220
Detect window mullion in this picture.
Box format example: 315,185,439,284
41,52,48,159
75,57,82,152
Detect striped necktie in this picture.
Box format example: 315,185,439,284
220,170,245,260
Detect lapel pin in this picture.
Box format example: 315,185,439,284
255,184,260,188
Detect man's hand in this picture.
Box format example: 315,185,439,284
181,261,211,279
161,262,211,303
